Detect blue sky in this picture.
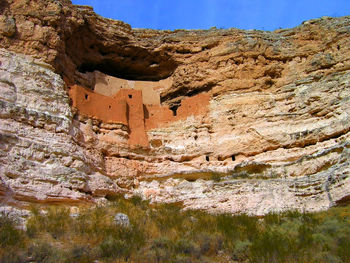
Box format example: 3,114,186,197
72,0,350,30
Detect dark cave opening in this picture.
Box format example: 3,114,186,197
77,58,176,82
63,26,178,85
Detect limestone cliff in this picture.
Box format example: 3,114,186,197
0,0,349,215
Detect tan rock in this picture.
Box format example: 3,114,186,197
0,0,349,215
0,15,16,37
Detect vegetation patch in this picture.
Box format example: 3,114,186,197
1,199,350,262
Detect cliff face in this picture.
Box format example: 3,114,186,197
0,0,349,215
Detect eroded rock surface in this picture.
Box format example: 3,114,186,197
0,49,123,206
0,0,349,215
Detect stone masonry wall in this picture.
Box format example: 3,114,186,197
144,93,210,130
69,85,128,125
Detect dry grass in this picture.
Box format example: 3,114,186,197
0,197,350,262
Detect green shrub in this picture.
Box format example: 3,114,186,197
26,206,72,239
0,248,27,263
147,238,174,262
188,211,216,235
173,254,193,263
233,214,259,240
74,206,110,236
285,209,303,219
130,195,144,206
216,213,259,244
151,203,187,236
26,206,44,238
250,229,296,262
45,207,72,238
137,248,165,263
99,236,130,259
28,242,65,263
232,239,252,261
311,251,343,263
297,223,314,248
195,232,223,255
151,237,174,250
65,245,94,263
315,218,350,261
175,239,199,257
264,212,283,225
0,213,24,247
216,214,238,240
337,240,350,262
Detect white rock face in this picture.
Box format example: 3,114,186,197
136,147,350,215
0,49,122,205
134,83,350,215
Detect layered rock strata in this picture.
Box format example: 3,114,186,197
0,0,349,215
0,49,123,205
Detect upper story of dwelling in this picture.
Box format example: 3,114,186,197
88,70,173,106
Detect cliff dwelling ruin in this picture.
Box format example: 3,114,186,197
69,71,210,147
1,0,350,219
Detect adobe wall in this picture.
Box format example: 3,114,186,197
144,105,175,130
176,93,211,118
114,89,149,147
133,81,161,105
145,92,210,130
93,71,169,105
69,85,128,125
